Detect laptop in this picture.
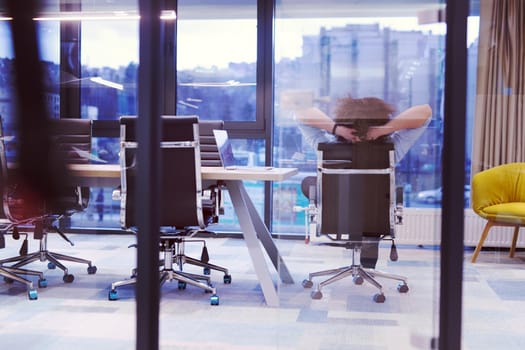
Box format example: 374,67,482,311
213,129,273,171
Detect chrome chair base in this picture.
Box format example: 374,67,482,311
108,237,224,305
0,232,97,283
0,265,46,300
302,246,409,303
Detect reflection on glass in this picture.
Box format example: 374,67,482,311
80,20,138,122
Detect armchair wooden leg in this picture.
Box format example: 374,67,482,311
509,226,520,258
471,221,494,263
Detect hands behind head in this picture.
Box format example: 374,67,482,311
336,125,388,143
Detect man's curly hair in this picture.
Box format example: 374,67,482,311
333,95,395,140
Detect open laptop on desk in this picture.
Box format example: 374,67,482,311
213,129,273,171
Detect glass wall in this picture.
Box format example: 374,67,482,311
8,1,520,349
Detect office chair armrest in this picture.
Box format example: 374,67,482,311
112,187,122,201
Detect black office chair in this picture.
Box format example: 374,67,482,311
0,119,97,284
301,141,408,303
0,117,46,299
199,119,227,221
0,223,46,300
108,116,230,305
199,120,225,168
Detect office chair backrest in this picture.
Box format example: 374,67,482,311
199,120,224,167
0,116,47,222
49,118,92,165
120,116,205,229
49,118,92,211
317,141,395,241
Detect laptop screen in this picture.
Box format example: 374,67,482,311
213,129,237,168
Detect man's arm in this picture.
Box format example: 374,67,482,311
366,104,432,140
295,107,335,132
296,104,432,143
296,107,360,142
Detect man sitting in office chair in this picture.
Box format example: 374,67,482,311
295,95,432,268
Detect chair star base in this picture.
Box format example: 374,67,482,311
302,246,409,303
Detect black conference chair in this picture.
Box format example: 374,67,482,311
0,117,46,299
0,119,97,284
199,120,226,220
199,119,225,168
108,116,230,305
301,141,408,303
0,222,45,300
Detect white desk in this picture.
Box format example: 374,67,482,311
69,164,298,307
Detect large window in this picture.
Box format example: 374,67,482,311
176,0,258,126
175,0,268,231
1,2,479,235
0,19,59,163
0,21,14,130
270,6,481,235
273,14,446,220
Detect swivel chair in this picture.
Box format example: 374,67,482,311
0,118,45,299
0,118,97,284
470,162,525,263
108,116,230,305
199,120,225,167
0,223,45,300
301,141,409,303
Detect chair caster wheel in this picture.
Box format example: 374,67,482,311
28,289,38,300
210,294,219,305
353,276,364,285
63,274,74,283
108,290,118,301
223,274,232,284
48,262,56,269
87,266,97,274
178,281,187,290
203,267,211,275
397,283,409,293
38,278,48,288
302,279,313,288
311,290,323,299
373,293,386,303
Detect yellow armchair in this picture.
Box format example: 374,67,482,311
471,162,525,262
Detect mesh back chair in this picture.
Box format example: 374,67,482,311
0,117,46,299
108,116,230,305
301,141,408,303
0,118,97,286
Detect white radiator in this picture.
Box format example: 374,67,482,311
395,208,525,248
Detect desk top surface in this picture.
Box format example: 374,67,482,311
68,164,298,182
